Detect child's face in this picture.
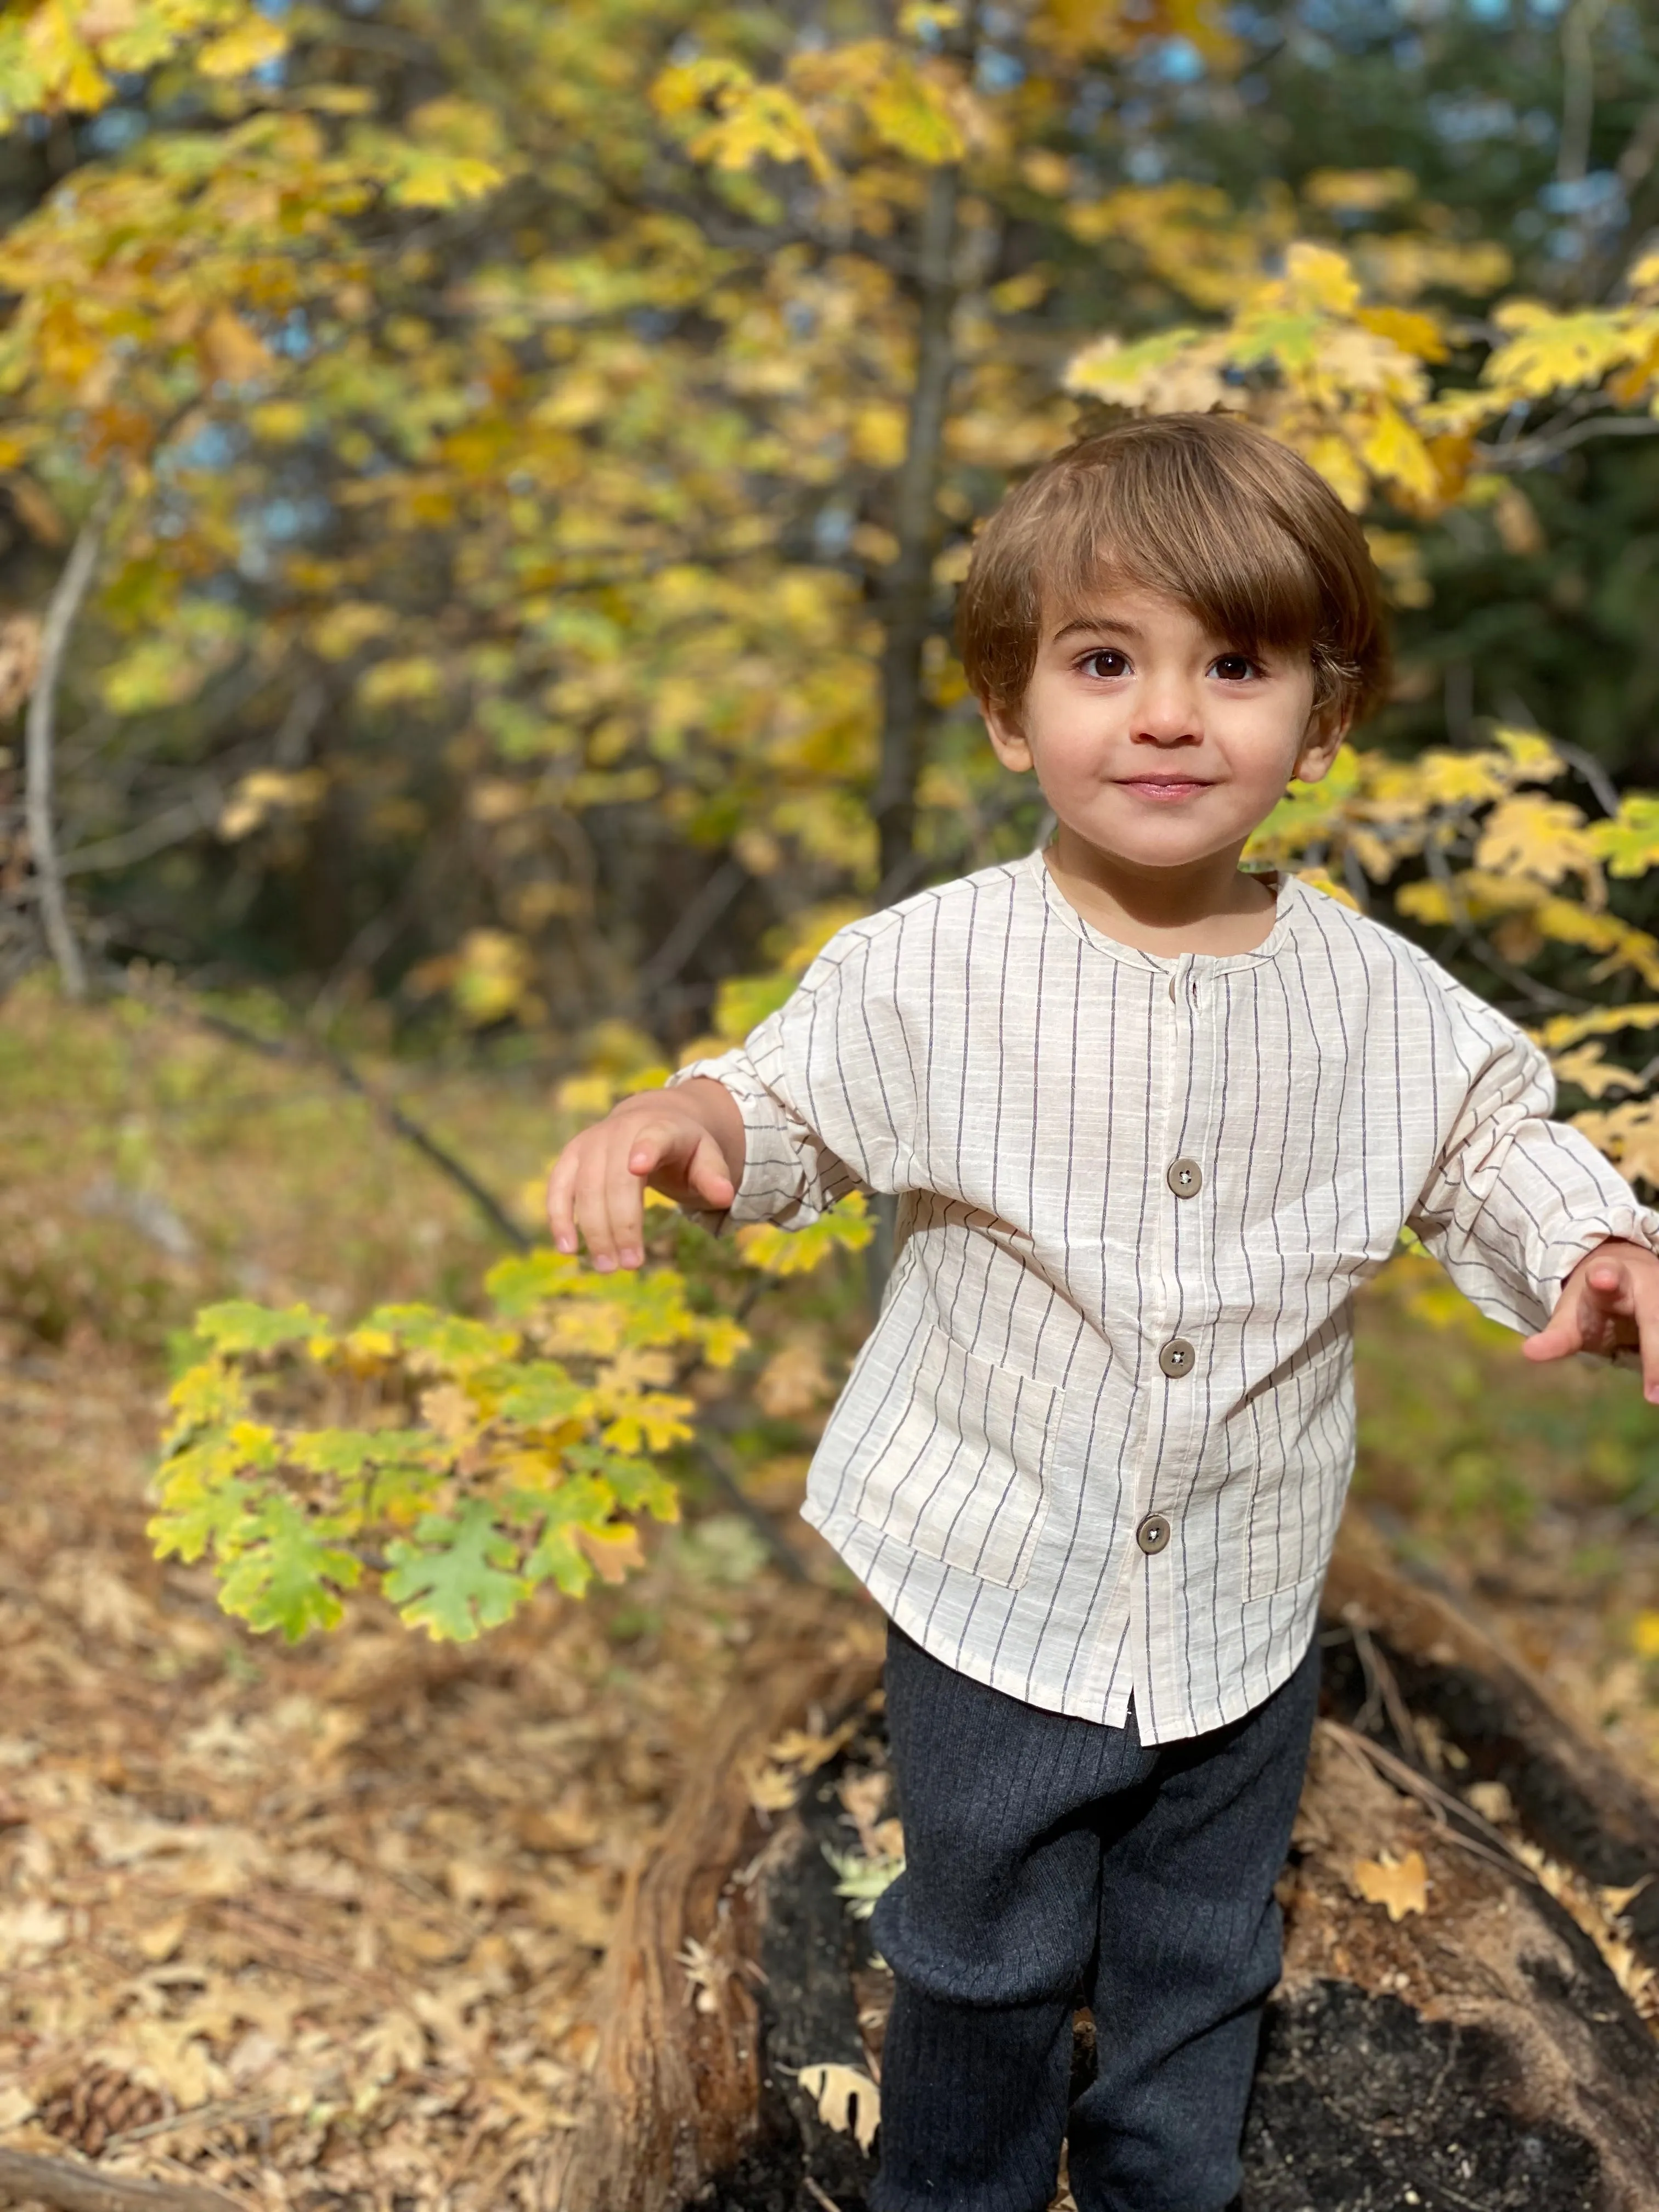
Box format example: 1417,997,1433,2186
981,582,1346,878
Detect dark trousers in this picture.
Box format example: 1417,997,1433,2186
869,1624,1321,2212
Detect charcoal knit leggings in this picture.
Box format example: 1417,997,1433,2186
868,1624,1321,2212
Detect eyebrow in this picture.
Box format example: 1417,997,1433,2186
1049,616,1144,644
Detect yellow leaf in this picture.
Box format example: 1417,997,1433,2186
1354,304,1447,363
1571,1101,1659,1187
1547,1043,1646,1101
1539,1001,1659,1051
1483,302,1637,398
1293,866,1361,911
797,2061,881,2153
1358,404,1439,504
742,1756,800,1814
754,1338,832,1418
1352,1848,1428,1921
1474,795,1595,889
574,1523,645,1584
196,18,289,80
1630,1611,1659,1660
1283,241,1361,315
198,307,272,387
1304,168,1415,214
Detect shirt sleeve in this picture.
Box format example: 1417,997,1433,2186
667,919,915,1229
1407,983,1659,1336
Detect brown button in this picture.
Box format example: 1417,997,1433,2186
1158,1338,1195,1378
1136,1513,1172,1555
1166,1158,1202,1198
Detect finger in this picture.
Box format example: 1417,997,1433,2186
546,1144,584,1255
1523,1289,1593,1363
601,1130,660,1271
1632,1276,1659,1402
685,1131,736,1210
572,1154,625,1272
1579,1256,1635,1313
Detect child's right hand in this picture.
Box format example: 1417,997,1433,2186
545,1079,742,1272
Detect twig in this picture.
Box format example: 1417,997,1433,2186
0,2147,242,2212
802,2181,844,2212
1558,0,1611,187
24,478,119,999
637,857,749,1001
695,1438,809,1583
1479,413,1659,469
1322,1720,1543,1887
1347,1617,1418,1758
104,2100,275,2153
112,971,534,1253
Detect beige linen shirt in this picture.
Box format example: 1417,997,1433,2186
675,851,1659,1742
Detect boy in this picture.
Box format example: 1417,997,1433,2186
548,414,1659,2212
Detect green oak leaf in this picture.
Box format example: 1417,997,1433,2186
191,1300,334,1355
383,1498,528,1640
214,1494,363,1640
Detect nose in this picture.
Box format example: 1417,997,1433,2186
1132,675,1203,746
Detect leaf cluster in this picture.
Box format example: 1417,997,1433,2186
151,1192,871,1640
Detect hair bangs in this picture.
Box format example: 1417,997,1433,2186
957,414,1388,726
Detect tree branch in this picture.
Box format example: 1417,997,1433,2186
1476,411,1659,469
0,2148,241,2212
25,478,118,998
1557,0,1611,188
113,974,535,1254
60,785,223,877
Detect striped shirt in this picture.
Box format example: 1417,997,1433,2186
674,850,1659,1741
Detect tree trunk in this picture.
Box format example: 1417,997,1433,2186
24,479,116,999
871,8,981,894
547,1521,1659,2212
540,1617,884,2212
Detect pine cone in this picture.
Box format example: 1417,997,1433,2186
39,2064,168,2156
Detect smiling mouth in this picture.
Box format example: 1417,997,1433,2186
1118,776,1212,797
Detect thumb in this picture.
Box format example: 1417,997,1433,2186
1523,1291,1587,1363
685,1132,736,1207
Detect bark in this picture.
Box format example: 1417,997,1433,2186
0,2148,241,2212
871,155,961,889
541,1621,884,2212
24,480,117,1000
871,4,984,891
549,1521,1659,2212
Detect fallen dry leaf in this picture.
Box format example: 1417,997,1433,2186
797,2060,881,2153
1352,1849,1429,1921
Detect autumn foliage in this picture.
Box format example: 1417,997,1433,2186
2,2,1659,1635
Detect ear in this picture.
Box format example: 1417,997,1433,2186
1290,697,1351,787
983,696,1035,775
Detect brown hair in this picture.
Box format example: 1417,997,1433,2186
957,413,1390,728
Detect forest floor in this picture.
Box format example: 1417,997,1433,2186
0,980,1655,2210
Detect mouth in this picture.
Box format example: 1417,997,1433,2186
1116,776,1213,802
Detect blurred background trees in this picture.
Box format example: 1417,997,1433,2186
2,0,1658,1078
10,0,1659,1633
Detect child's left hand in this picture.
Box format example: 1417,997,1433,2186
1523,1238,1659,1402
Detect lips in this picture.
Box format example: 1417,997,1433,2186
1119,776,1211,798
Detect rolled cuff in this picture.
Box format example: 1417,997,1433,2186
667,1053,814,1230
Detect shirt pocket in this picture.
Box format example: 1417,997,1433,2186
1239,1312,1353,1602
848,1326,1064,1590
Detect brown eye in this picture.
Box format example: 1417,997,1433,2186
1081,649,1129,679
1211,654,1259,682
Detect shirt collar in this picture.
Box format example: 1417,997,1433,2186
1023,847,1307,972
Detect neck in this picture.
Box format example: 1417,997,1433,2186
1044,826,1277,956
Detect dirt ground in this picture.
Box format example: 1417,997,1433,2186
0,1340,874,2209
0,986,1656,2208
